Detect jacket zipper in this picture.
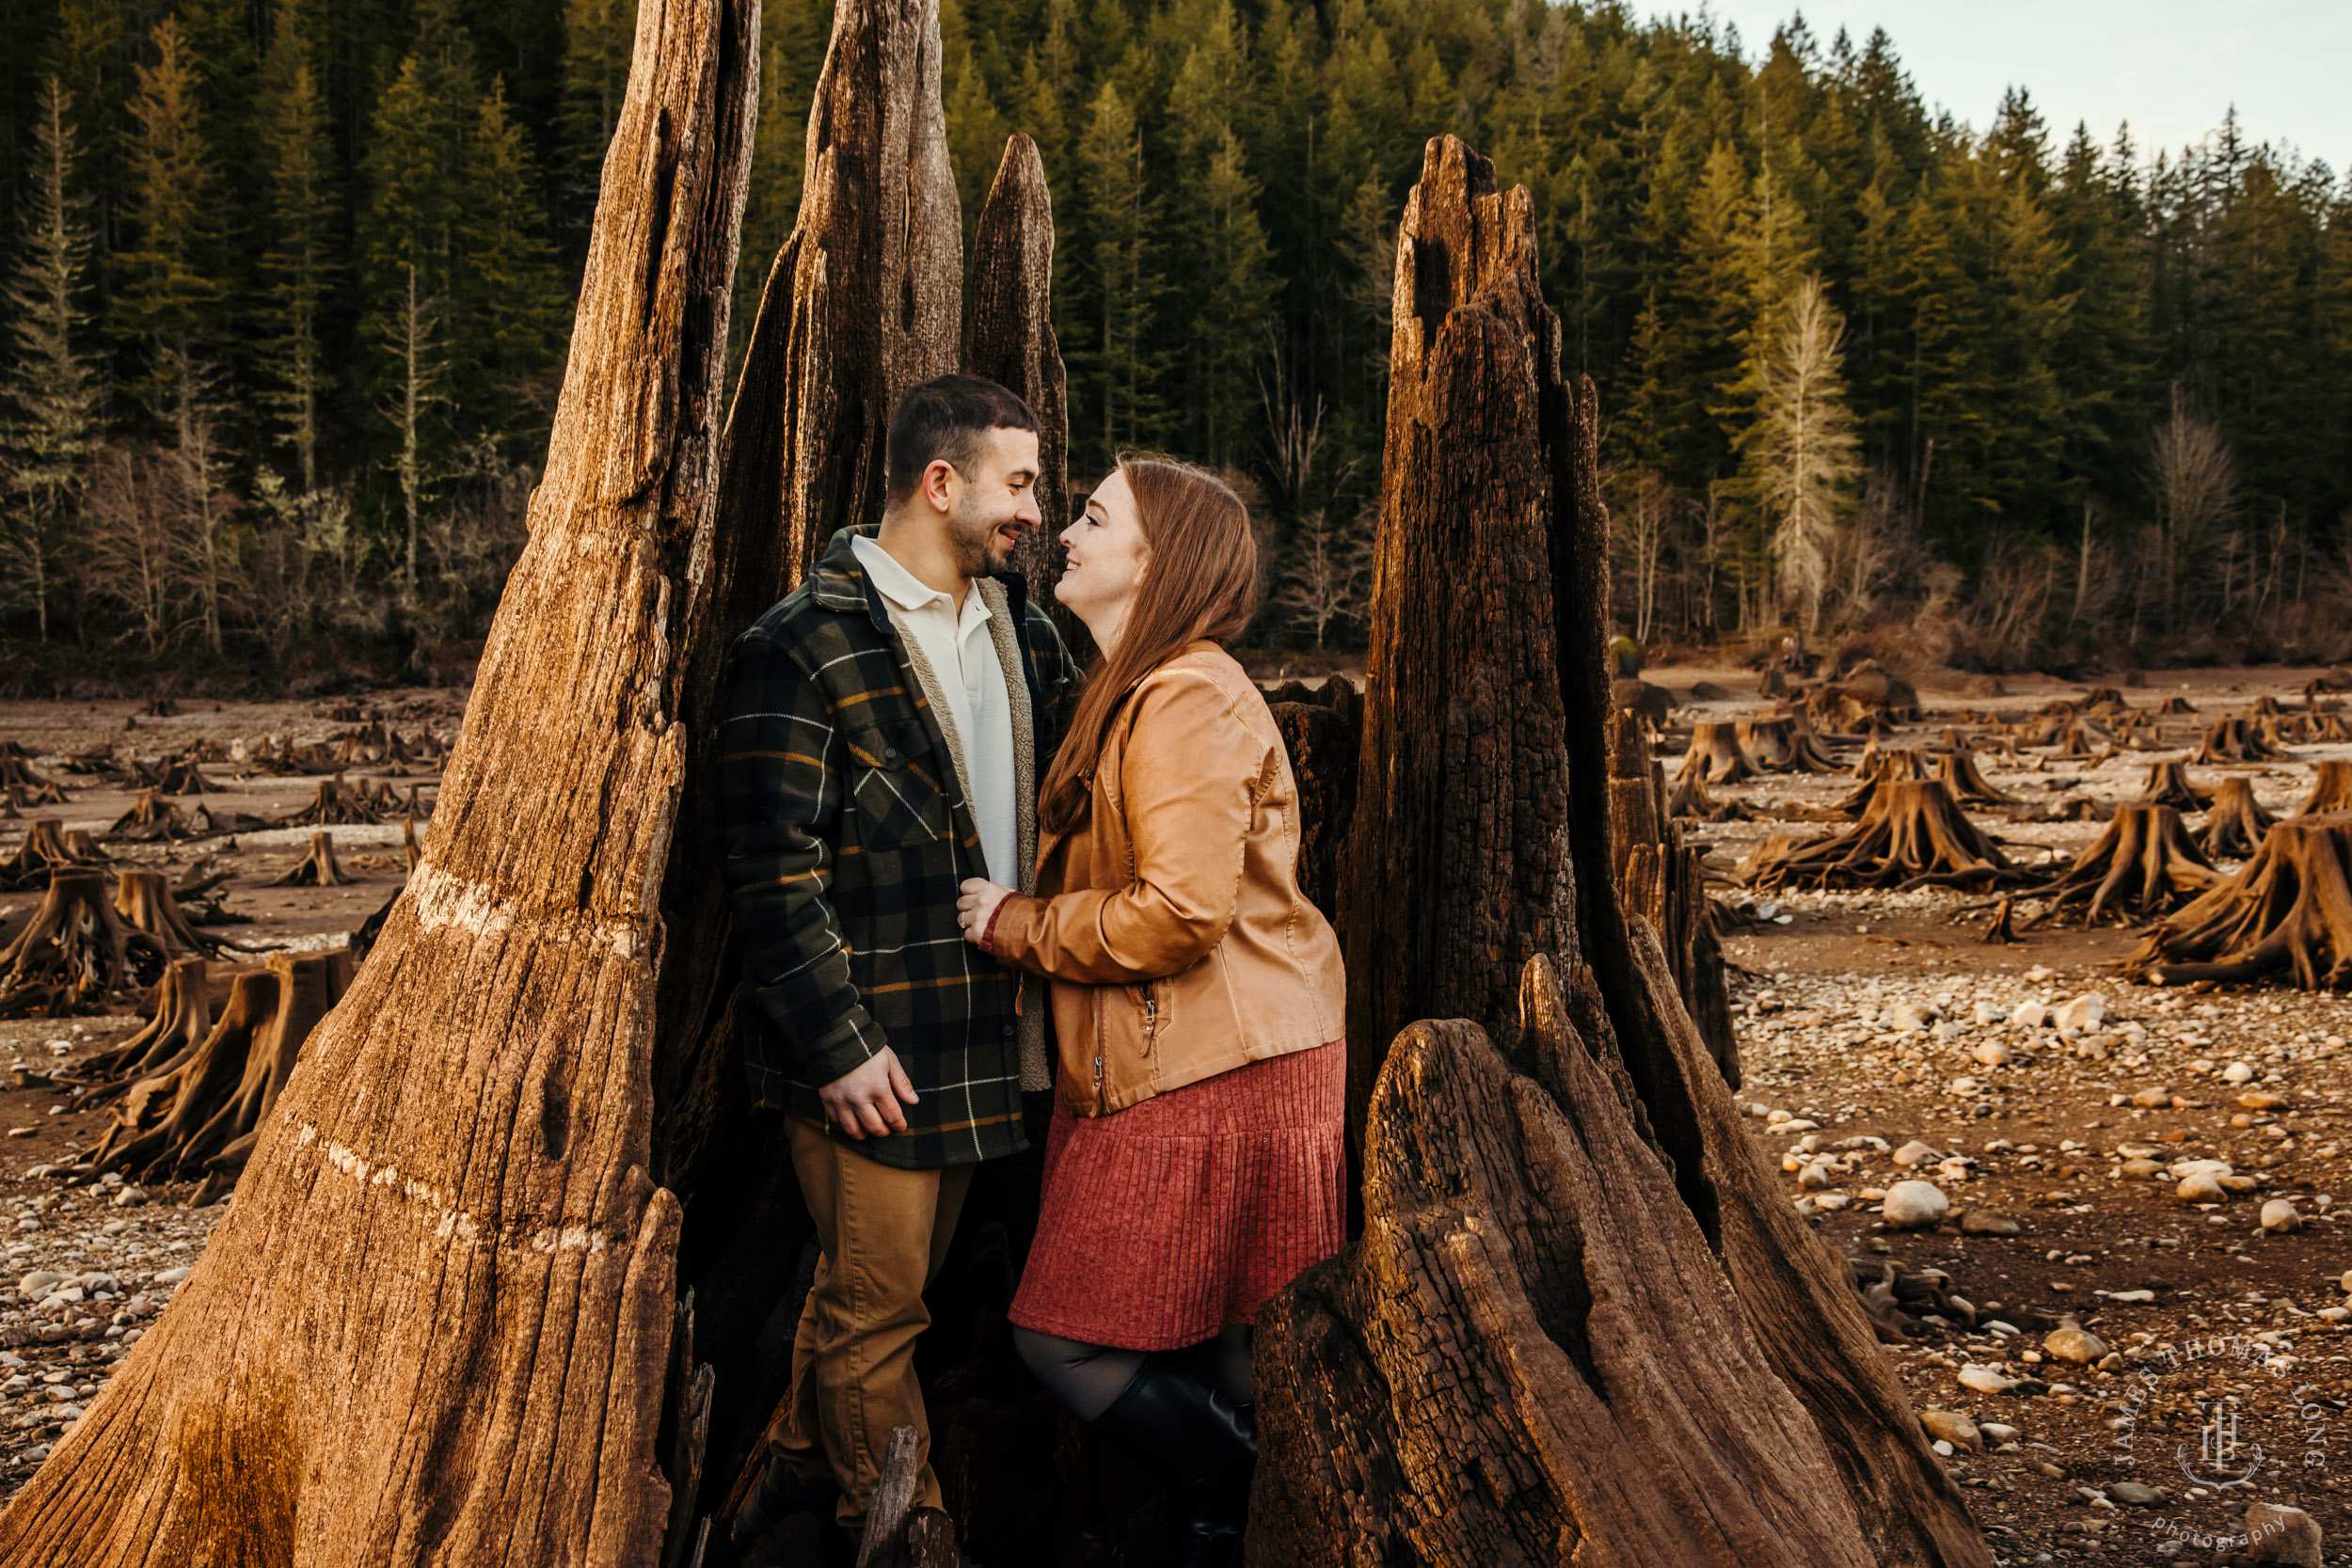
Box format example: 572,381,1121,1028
1093,989,1106,1114
1142,981,1158,1054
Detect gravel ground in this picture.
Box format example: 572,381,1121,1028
10,670,2352,1561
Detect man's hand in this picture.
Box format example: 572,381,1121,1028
818,1047,918,1139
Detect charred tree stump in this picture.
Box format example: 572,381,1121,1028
2131,816,2352,990
2136,760,2214,811
1745,779,2022,892
269,831,351,888
2015,803,2220,927
0,869,168,1017
963,132,1085,668
1677,720,1756,786
0,0,760,1555
78,956,213,1086
1611,715,1738,1085
2201,776,2277,859
2194,716,2283,764
1260,137,1991,1568
1332,136,1574,1138
1252,966,1874,1566
2297,759,2352,816
1269,698,1359,919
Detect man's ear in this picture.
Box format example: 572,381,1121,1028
922,458,957,514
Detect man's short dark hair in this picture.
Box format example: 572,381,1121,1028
885,374,1042,501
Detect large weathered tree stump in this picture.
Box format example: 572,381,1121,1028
1932,747,2012,807
0,758,66,804
0,869,169,1017
2201,776,2277,859
1612,714,1737,1085
1269,689,1360,920
1259,135,1990,1568
79,956,213,1086
1333,136,1574,1138
2016,803,2220,927
2297,759,2352,816
2131,816,2352,989
0,0,760,1553
1737,715,1836,772
278,771,384,827
0,817,86,890
92,950,355,1183
2194,717,2282,764
962,132,1084,665
113,868,216,958
1252,962,1872,1565
1745,779,2022,892
269,831,351,888
1677,720,1756,785
2135,760,2213,812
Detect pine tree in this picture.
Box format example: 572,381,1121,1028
1073,79,1162,469
1741,273,1859,631
117,17,224,394
2,79,103,640
1174,124,1275,466
454,79,568,456
558,0,633,240
258,29,341,493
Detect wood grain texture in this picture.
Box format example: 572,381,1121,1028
1251,967,1877,1567
1335,135,1575,1144
963,133,1086,663
0,0,758,1556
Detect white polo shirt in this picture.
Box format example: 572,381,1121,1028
850,533,1019,887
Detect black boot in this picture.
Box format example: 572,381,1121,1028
1089,1356,1255,1566
728,1455,839,1551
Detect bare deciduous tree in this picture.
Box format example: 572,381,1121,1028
2151,381,2237,625
1745,273,1858,633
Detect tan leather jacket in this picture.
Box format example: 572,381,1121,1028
988,642,1345,1116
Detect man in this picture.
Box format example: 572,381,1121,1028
715,374,1072,1550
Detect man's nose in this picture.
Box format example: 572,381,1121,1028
1017,491,1043,527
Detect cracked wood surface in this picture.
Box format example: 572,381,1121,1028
0,0,757,1557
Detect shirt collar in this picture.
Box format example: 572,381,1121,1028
850,532,992,626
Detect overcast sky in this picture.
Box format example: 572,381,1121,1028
1653,2,2351,173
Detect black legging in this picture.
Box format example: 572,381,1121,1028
1013,1323,1253,1421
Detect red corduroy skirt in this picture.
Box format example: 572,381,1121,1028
1008,1038,1347,1351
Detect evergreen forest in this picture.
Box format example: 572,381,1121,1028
1,0,2348,685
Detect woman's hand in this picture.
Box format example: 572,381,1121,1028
957,878,1015,949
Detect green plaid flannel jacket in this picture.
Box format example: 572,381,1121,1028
715,524,1073,1169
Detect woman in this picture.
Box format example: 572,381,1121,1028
954,456,1346,1560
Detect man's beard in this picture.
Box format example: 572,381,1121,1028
948,502,1021,578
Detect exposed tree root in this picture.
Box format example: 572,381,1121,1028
1981,897,2020,944
76,957,213,1086
155,760,220,795
278,773,385,827
105,788,193,842
2201,777,2277,859
1675,721,1756,786
0,819,93,890
187,801,267,835
1667,771,1754,823
2158,696,2198,715
114,868,219,958
1932,748,2013,806
270,832,351,887
2318,714,2352,743
2134,761,2213,812
1742,778,2025,891
2017,803,2220,927
0,869,170,1017
2193,717,2283,764
91,950,354,1180
1836,748,1928,816
2132,816,2352,989
1736,716,1839,773
0,759,66,804
2298,759,2352,816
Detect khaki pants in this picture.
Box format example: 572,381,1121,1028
764,1118,974,1528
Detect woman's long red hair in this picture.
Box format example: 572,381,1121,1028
1040,456,1259,834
